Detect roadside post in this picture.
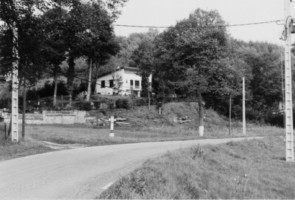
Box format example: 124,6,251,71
109,116,116,138
4,122,7,140
283,0,295,162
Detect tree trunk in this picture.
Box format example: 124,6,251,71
67,56,75,107
22,82,27,140
53,70,58,107
86,59,93,102
198,91,204,137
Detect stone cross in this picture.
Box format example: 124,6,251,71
109,116,116,138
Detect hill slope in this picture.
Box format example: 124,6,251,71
100,137,293,199
90,102,243,137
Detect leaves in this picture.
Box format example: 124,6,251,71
153,9,231,99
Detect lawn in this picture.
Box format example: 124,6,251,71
0,102,284,161
25,123,283,146
100,136,295,199
0,122,283,161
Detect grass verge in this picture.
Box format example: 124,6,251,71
1,124,282,161
100,136,295,199
0,139,53,161
25,124,283,146
0,102,284,161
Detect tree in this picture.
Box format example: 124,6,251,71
129,30,158,110
154,9,231,136
0,4,46,140
130,30,158,97
75,2,120,102
41,7,68,107
232,40,284,122
0,0,79,140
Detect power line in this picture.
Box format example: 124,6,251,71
114,19,283,29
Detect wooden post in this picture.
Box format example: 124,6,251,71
242,77,246,135
229,94,232,136
4,123,7,140
22,83,27,140
86,59,93,102
53,72,58,107
109,116,116,138
8,117,11,137
148,88,151,111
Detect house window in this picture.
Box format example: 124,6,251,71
130,80,133,86
135,80,140,89
109,80,114,88
101,80,105,88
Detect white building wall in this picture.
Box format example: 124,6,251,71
96,73,116,95
96,69,143,97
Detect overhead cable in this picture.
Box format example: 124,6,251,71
114,20,283,29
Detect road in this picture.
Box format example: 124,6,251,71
0,137,259,199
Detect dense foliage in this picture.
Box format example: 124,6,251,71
125,9,286,126
0,2,290,127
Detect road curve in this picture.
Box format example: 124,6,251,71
0,137,260,199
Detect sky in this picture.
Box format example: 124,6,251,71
114,0,293,45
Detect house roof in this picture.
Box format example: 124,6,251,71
97,66,139,79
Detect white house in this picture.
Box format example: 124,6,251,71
95,67,152,97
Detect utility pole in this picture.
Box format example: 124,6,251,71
242,77,246,135
11,21,19,143
283,0,294,162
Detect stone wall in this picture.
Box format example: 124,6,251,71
2,110,88,125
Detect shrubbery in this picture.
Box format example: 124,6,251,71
77,102,93,111
133,98,148,107
116,98,133,109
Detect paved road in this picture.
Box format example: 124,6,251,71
0,137,260,199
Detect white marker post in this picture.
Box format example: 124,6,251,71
109,116,116,138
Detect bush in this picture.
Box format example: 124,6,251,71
93,101,101,109
133,98,148,107
265,112,283,127
77,101,93,111
116,98,133,109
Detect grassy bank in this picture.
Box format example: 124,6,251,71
0,139,52,161
100,136,295,199
0,123,282,161
26,102,283,145
0,102,283,161
25,123,283,146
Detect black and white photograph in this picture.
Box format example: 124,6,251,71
0,0,294,199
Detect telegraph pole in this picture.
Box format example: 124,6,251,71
11,20,19,143
242,77,246,135
284,0,294,162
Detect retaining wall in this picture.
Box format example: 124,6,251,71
2,110,88,125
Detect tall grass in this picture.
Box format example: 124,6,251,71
100,137,295,199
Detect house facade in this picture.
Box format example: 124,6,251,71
96,67,151,97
